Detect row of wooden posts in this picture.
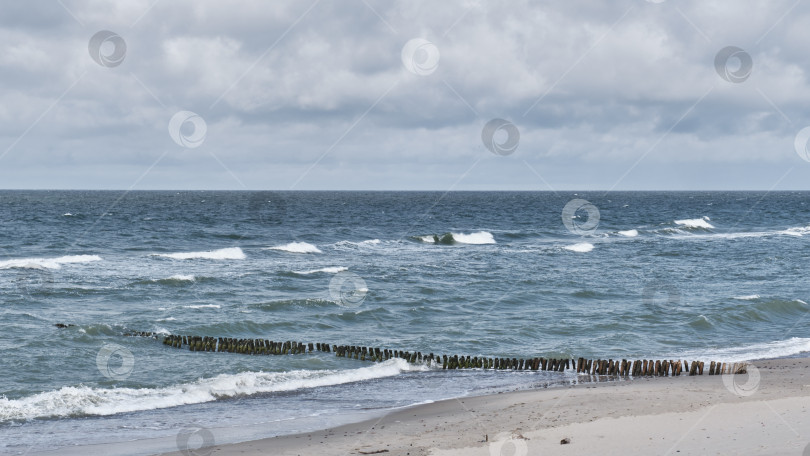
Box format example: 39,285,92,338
161,334,333,355
575,357,747,376
154,333,747,377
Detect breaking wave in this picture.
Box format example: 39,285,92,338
674,217,714,230
0,255,102,270
412,231,496,245
266,242,322,254
564,243,594,253
152,247,245,260
0,359,424,422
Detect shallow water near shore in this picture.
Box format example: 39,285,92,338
2,190,810,454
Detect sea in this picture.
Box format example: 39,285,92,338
1,190,810,455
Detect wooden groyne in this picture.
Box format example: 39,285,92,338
122,330,748,377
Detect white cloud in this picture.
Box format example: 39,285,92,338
0,0,809,189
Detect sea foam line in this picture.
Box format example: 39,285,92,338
152,247,245,260
0,359,420,422
0,255,102,270
293,266,348,275
675,337,810,363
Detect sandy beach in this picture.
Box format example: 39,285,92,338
154,357,810,456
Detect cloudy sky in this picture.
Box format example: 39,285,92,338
1,0,810,190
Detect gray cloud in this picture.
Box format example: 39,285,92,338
0,0,809,190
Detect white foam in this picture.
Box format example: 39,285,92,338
266,242,322,254
419,235,436,243
0,359,421,422
182,304,220,309
0,255,102,270
166,274,195,282
63,213,73,216
293,266,348,275
781,226,810,236
617,229,638,237
676,337,810,363
153,247,245,260
451,231,496,244
674,217,714,229
564,242,594,253
733,295,760,301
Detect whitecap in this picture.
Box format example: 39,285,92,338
781,226,810,236
451,231,496,244
152,247,245,260
181,304,221,309
163,274,195,282
617,229,638,237
674,217,714,229
564,242,594,253
733,295,760,301
293,266,348,275
0,255,102,270
265,242,322,254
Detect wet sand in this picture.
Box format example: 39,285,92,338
156,358,810,455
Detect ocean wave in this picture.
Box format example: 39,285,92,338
564,242,594,253
182,304,221,309
676,337,810,363
780,225,810,236
452,231,496,244
293,266,348,275
152,247,245,260
338,239,381,246
617,229,638,237
0,255,102,270
0,359,423,422
163,274,195,282
752,298,808,315
674,217,714,230
266,242,322,254
733,294,760,301
688,314,713,329
413,231,496,245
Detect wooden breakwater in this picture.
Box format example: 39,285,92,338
138,332,749,377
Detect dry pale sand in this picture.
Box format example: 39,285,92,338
156,358,810,456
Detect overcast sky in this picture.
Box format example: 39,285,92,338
1,0,810,190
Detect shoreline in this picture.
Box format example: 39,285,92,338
153,357,810,456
